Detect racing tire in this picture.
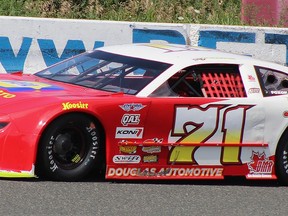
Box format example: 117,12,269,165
36,114,102,181
276,131,288,185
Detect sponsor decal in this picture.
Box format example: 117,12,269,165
169,104,254,164
119,146,137,154
62,101,89,110
121,114,140,126
270,90,288,95
283,111,288,118
193,58,206,61
248,75,256,82
115,127,144,139
142,146,161,154
107,167,223,177
143,155,158,163
247,151,274,176
112,155,141,164
0,80,63,92
248,88,260,94
0,90,15,98
143,138,163,144
119,103,146,112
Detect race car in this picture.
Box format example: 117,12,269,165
1,43,288,184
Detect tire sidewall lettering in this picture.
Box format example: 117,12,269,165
85,126,99,162
47,135,58,172
281,150,288,175
45,125,100,172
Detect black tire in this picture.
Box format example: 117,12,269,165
276,131,288,185
36,114,102,181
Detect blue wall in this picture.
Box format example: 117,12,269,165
0,28,287,73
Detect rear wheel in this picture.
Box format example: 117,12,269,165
276,131,288,185
36,114,102,181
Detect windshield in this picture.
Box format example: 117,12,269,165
35,50,172,95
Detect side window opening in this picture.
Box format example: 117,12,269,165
168,69,205,97
150,64,246,98
256,66,288,96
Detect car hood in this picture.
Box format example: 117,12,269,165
0,73,117,106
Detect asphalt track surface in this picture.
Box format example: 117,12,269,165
0,177,286,216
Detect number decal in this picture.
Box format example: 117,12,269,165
169,104,253,164
169,104,226,164
221,105,252,164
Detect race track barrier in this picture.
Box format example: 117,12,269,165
0,16,287,73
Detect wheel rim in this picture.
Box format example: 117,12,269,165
52,126,88,170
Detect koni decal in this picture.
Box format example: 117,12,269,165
115,127,144,139
169,104,254,164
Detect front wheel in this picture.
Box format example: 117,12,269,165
36,114,102,181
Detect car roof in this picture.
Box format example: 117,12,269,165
97,43,255,65
97,43,288,74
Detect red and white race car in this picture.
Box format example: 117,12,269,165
1,43,288,183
